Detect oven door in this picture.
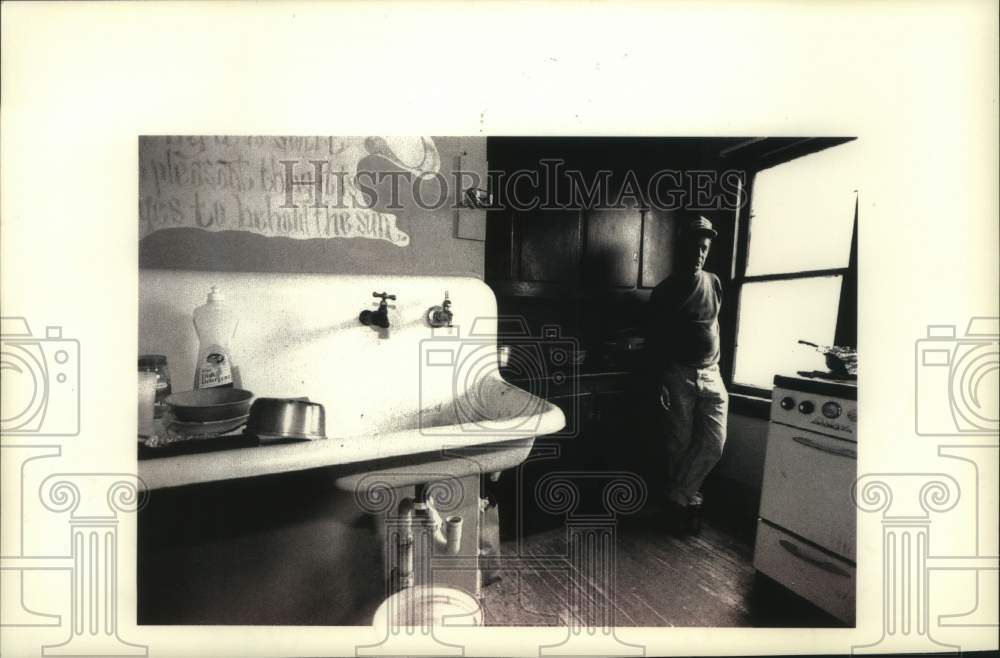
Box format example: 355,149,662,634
754,519,855,624
759,422,857,561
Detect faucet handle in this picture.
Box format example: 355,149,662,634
427,291,454,328
373,291,396,302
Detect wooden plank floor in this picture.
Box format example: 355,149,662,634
480,513,847,627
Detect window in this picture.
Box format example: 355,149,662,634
731,141,859,393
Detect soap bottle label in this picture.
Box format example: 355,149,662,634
197,345,233,388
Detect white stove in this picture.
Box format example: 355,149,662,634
754,374,857,624
770,376,858,442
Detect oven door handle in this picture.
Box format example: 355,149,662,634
778,539,851,577
792,435,857,459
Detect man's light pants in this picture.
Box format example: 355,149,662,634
659,362,729,506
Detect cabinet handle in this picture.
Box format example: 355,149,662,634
778,539,851,577
792,435,856,460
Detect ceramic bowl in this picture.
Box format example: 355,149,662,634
165,388,254,422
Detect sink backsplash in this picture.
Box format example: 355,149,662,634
139,270,500,438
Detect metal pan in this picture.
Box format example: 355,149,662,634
245,397,327,442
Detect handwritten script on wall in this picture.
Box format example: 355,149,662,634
139,136,441,246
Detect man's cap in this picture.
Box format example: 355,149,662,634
686,216,718,238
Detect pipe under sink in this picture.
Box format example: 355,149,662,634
391,483,463,591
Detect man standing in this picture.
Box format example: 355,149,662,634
646,216,728,533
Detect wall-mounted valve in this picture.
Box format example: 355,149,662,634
360,291,395,329
427,291,453,328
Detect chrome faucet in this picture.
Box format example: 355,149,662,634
391,483,463,591
359,291,395,328
427,291,453,328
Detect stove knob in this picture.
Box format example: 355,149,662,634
798,400,815,414
780,396,796,410
822,401,842,419
847,408,858,422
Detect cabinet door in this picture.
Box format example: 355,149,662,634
641,208,678,287
485,209,515,281
590,389,633,470
517,209,582,283
507,393,593,535
585,208,641,287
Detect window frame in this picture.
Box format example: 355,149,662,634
722,139,859,401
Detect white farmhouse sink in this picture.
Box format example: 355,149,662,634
138,271,566,492
139,373,562,492
333,374,564,491
137,270,566,613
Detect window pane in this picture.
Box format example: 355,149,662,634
734,276,843,390
746,141,858,276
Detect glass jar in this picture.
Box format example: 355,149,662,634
138,354,172,418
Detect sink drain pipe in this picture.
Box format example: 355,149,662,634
393,483,463,591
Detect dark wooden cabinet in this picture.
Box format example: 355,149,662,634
493,373,643,537
545,392,593,463
497,392,593,536
584,208,642,288
517,209,582,283
641,207,678,288
484,139,727,537
489,205,679,294
484,208,515,281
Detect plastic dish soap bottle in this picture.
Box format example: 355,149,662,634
192,286,242,390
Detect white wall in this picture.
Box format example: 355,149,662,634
140,269,499,437
139,136,487,278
